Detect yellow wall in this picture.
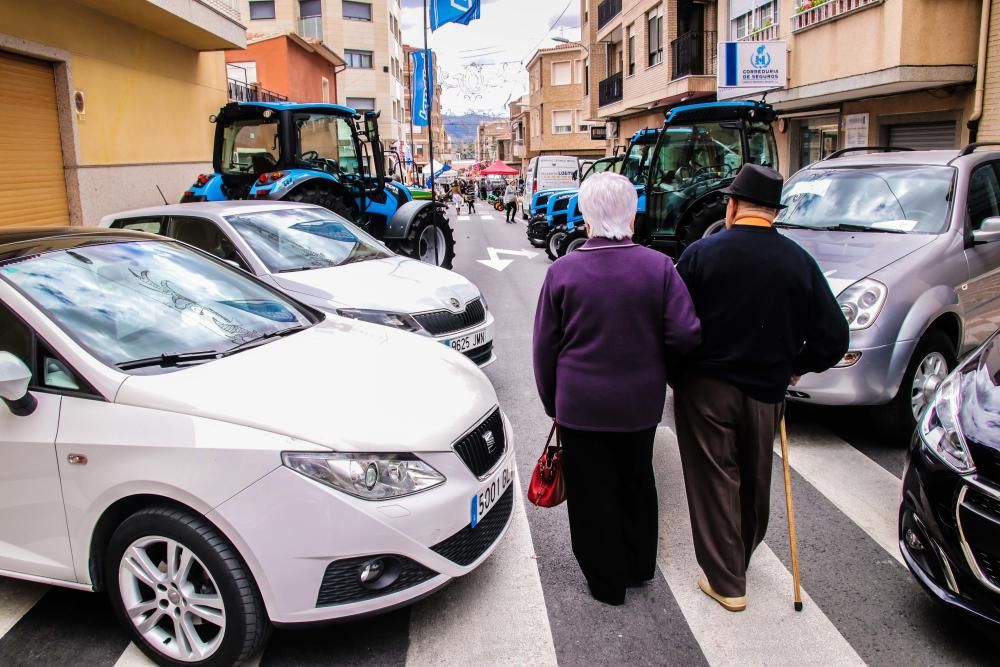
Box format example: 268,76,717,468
2,0,227,166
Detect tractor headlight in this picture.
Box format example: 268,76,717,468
337,308,421,332
837,278,887,330
918,371,975,474
282,452,445,500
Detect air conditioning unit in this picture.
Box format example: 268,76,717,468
605,121,618,139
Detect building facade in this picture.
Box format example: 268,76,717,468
509,96,533,173
477,120,513,163
226,32,344,103
582,0,718,153
718,0,982,175
239,0,405,146
402,45,447,182
0,0,244,227
525,43,607,161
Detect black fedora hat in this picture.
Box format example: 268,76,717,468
720,163,786,209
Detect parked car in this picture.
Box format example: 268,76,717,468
101,202,495,367
900,329,1000,627
0,227,515,665
521,155,580,219
777,145,1000,438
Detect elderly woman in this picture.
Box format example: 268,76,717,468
532,172,701,605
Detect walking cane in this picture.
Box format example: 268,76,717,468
779,416,804,612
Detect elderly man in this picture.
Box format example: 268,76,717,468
674,164,848,612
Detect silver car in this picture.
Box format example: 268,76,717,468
775,145,1000,436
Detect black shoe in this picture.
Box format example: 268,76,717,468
589,585,626,606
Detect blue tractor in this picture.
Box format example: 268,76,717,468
181,102,455,268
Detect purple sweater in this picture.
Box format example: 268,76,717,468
532,237,702,432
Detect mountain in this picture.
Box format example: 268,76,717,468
442,113,504,144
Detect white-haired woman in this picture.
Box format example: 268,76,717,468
532,172,701,605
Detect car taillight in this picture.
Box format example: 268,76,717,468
195,173,212,187
257,171,284,185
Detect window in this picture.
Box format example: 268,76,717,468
344,50,373,69
321,77,330,103
730,1,777,39
248,0,275,20
164,217,248,271
0,304,86,393
0,303,32,369
415,144,424,156
299,0,321,18
968,164,1000,231
552,61,573,86
627,25,636,76
651,122,743,190
553,110,573,134
584,58,589,95
578,118,593,133
343,0,372,21
347,97,376,111
647,6,663,67
220,118,281,175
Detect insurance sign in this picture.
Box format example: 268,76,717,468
717,41,787,98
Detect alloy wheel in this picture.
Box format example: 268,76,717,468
910,351,948,419
118,536,227,663
418,225,446,265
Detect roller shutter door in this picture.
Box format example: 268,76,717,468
0,52,70,227
887,122,958,151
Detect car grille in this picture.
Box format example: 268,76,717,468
465,340,493,366
412,299,486,335
315,555,436,607
973,549,1000,589
965,487,1000,520
454,408,506,478
431,484,514,566
969,440,1000,490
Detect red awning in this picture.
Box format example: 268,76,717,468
479,160,519,176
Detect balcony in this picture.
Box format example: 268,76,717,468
671,31,717,79
228,79,288,103
790,0,883,33
597,0,622,30
298,15,323,41
76,0,246,49
598,71,623,107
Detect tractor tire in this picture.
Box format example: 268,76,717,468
398,208,456,269
283,182,357,221
546,228,568,261
494,202,505,212
683,200,728,249
558,229,588,256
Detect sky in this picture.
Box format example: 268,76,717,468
400,0,581,117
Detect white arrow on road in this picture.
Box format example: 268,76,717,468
476,247,539,271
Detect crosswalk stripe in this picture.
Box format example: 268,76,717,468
0,579,47,640
457,216,471,221
405,470,557,666
778,422,903,566
653,428,865,666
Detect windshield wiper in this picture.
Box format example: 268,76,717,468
222,324,308,356
823,223,908,234
117,350,222,371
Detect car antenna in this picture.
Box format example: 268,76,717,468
155,184,169,205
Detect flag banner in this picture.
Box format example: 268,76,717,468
430,0,480,31
411,49,432,127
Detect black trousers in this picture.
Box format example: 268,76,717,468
560,425,658,605
505,201,517,221
466,199,476,213
673,375,783,598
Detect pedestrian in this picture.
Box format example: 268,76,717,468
450,184,463,216
503,179,518,223
533,172,702,606
673,164,849,613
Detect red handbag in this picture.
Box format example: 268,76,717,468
527,421,566,507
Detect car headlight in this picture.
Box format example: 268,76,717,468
918,372,975,474
337,308,420,332
282,452,445,500
479,292,489,312
837,278,887,330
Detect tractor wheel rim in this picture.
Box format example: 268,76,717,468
566,238,587,253
910,351,948,419
703,220,727,238
549,233,566,256
118,535,226,663
418,225,446,265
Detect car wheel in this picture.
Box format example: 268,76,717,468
106,507,268,666
546,229,567,261
878,330,955,443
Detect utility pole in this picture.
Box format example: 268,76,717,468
423,0,435,199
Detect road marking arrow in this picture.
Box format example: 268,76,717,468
476,247,539,271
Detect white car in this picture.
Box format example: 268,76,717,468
100,202,496,366
0,228,515,665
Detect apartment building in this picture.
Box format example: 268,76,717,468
477,120,513,163
509,95,533,173
718,0,982,175
226,32,345,103
1,0,244,226
582,0,718,151
239,0,406,145
525,43,607,161
402,45,447,180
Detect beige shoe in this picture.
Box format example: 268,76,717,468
697,573,747,612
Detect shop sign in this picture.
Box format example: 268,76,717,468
717,41,787,96
843,113,870,148
590,125,607,141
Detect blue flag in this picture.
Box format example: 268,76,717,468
430,0,481,31
410,49,432,127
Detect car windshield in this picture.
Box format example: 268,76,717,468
776,166,956,234
650,123,744,192
0,241,314,373
226,207,392,273
621,141,654,183
221,117,281,175
294,112,362,176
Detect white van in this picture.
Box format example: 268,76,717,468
522,155,580,218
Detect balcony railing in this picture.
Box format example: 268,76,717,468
671,31,717,79
298,15,323,41
739,21,779,41
597,0,622,30
197,0,241,21
790,0,882,33
598,71,623,107
228,79,288,103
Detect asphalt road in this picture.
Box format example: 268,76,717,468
1,206,998,666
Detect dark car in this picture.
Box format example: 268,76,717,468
900,329,1000,626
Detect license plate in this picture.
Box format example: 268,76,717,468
445,327,491,353
470,457,514,529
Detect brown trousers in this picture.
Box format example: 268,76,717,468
673,375,783,598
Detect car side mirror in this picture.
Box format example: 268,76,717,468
973,217,1000,244
0,352,36,416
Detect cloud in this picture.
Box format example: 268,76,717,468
401,0,581,115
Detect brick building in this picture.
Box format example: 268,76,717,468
226,32,344,103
